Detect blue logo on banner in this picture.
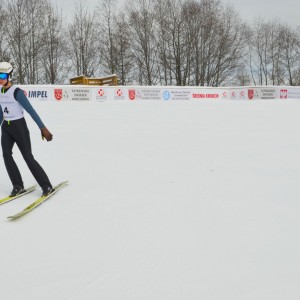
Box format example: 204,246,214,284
28,91,48,98
163,91,170,100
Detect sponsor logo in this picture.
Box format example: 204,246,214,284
248,89,254,100
192,93,219,99
193,94,205,98
280,89,288,99
116,88,123,97
28,90,48,98
71,89,90,101
285,89,300,99
54,89,62,101
98,89,105,96
135,89,161,100
128,89,136,100
163,91,170,100
261,88,276,99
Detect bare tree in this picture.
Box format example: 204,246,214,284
153,0,246,86
68,0,99,77
248,19,300,86
167,0,192,85
211,5,247,86
96,0,118,75
0,7,10,61
280,25,300,85
153,0,173,85
41,5,68,83
154,0,197,86
4,0,51,84
114,12,133,84
126,0,159,85
25,0,48,83
4,0,29,83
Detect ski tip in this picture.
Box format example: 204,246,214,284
60,180,69,185
7,215,19,221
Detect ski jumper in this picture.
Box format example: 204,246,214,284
0,86,52,189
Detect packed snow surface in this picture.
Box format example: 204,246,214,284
1,100,300,300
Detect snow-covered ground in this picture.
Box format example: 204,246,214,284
1,99,300,300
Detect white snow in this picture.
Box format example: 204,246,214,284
1,99,300,299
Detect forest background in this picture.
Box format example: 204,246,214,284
1,0,300,87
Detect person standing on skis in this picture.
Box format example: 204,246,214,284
0,61,54,197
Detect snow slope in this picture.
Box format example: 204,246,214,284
1,99,300,300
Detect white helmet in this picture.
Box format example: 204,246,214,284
0,62,13,79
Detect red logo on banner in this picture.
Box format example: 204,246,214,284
280,89,287,99
116,89,123,96
248,89,254,100
98,89,105,96
128,89,136,100
54,89,62,101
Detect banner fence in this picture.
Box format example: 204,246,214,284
18,85,300,102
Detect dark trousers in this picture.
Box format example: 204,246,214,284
1,118,52,188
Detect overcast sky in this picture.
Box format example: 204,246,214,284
52,0,300,27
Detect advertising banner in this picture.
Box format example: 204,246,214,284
191,89,221,100
161,89,191,101
16,85,300,102
20,86,53,101
68,87,91,101
113,87,126,100
257,88,277,100
284,88,300,99
92,87,115,101
127,88,161,100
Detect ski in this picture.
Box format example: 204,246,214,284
0,185,38,205
7,181,68,220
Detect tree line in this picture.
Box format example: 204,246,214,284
0,0,299,86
